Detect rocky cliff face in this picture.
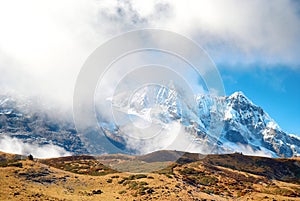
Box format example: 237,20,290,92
0,95,86,154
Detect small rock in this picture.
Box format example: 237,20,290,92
92,189,103,194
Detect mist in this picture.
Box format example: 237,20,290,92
0,135,71,158
0,0,299,108
223,142,274,158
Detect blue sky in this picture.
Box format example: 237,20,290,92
219,65,300,134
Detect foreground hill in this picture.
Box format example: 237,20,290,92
0,150,300,201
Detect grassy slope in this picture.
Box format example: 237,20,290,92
0,151,300,201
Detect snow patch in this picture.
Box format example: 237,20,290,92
289,134,300,141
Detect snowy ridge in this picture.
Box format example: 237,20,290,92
101,85,300,157
0,89,299,157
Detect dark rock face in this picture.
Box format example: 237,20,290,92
224,130,248,144
0,96,87,154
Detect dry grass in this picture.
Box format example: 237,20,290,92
1,151,300,201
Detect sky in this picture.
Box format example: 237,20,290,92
220,65,300,134
0,0,299,134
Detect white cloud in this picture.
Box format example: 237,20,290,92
118,121,215,155
136,0,300,67
0,135,71,158
228,143,273,157
0,0,104,105
0,0,299,104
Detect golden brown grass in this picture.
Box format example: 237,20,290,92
0,151,300,201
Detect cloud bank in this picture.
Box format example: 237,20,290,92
0,135,71,158
0,0,299,105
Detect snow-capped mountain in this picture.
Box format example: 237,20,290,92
100,85,300,157
221,92,300,157
0,88,299,157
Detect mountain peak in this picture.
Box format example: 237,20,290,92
231,91,244,96
228,91,253,105
229,91,247,99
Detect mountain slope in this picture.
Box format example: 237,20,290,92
0,95,87,155
0,89,299,157
1,151,300,201
101,87,300,157
221,92,300,157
